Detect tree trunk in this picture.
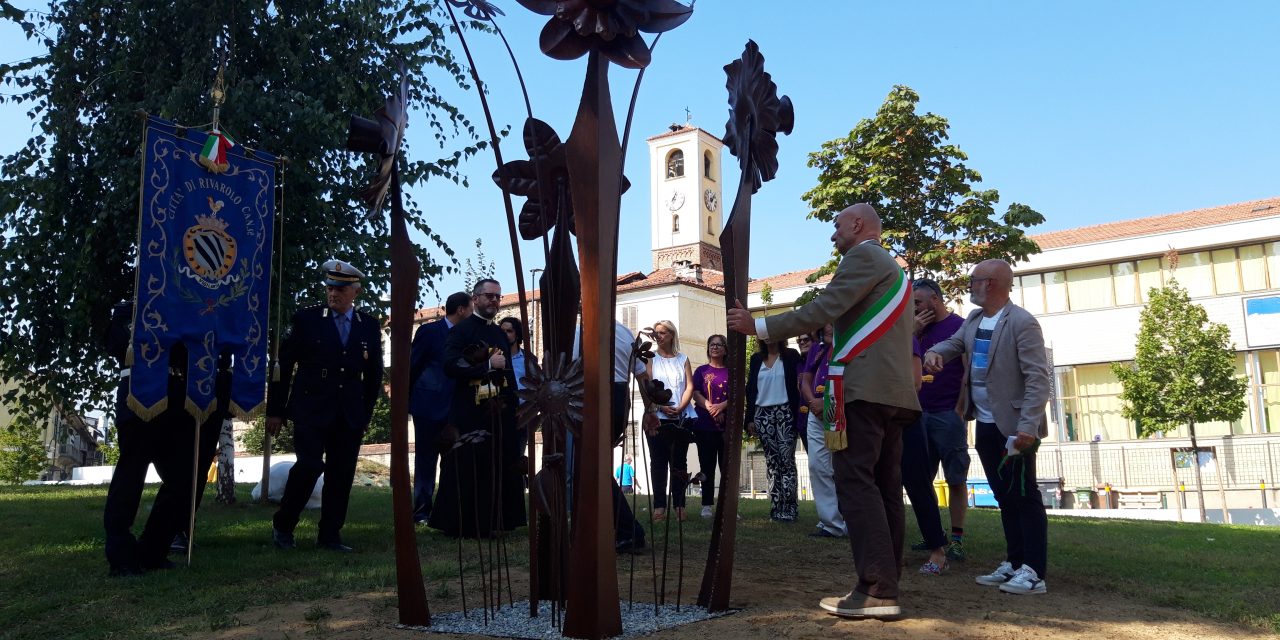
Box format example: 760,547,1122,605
1189,422,1206,524
216,418,236,504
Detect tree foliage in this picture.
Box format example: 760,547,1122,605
1112,279,1247,437
0,414,47,484
363,389,392,445
801,85,1044,299
462,237,497,292
0,1,490,417
238,415,294,456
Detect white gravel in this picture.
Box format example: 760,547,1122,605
398,600,735,638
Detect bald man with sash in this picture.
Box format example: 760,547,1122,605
729,203,920,620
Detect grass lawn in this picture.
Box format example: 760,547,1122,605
0,483,1276,639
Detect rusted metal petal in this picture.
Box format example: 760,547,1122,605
540,18,591,60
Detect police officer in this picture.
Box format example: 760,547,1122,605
268,260,384,552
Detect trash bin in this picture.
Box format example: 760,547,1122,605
933,479,949,508
1037,478,1063,509
968,481,997,507
1073,487,1094,509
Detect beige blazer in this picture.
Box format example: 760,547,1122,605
928,302,1050,438
763,241,920,413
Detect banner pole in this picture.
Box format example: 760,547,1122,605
187,414,201,567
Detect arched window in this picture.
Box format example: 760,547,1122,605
703,151,713,179
666,149,684,178
672,214,680,232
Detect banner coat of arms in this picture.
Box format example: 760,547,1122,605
129,116,276,422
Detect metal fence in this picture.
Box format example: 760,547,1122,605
737,433,1280,497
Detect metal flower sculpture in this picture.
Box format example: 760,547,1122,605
516,352,586,439
446,0,504,20
722,39,794,194
515,0,693,69
494,118,631,240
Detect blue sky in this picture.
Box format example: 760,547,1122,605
3,1,1278,305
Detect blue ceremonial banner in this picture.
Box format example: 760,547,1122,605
130,116,276,421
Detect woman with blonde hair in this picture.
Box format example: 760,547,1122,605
644,319,696,521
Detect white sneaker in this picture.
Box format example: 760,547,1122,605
999,565,1047,595
974,561,1016,586
701,505,713,518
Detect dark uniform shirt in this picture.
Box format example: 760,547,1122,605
266,304,384,430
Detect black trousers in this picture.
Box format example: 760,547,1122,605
693,429,724,507
609,382,643,543
901,416,947,549
411,413,443,522
104,409,220,570
273,417,363,543
645,420,690,510
975,421,1048,577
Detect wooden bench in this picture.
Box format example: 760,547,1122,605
1117,491,1162,509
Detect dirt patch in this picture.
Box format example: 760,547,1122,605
190,534,1265,640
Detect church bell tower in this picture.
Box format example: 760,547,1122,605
646,123,724,272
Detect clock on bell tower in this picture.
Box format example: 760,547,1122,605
646,123,724,271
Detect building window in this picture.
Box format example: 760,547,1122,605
1259,348,1280,433
1044,270,1068,313
706,216,713,235
1239,244,1269,291
672,214,680,233
1065,264,1114,311
666,149,684,178
1113,261,1138,306
1136,258,1163,302
621,305,639,333
1168,250,1214,297
1265,242,1280,289
703,151,713,179
1165,353,1251,437
1056,364,1133,441
1019,274,1045,314
1211,248,1241,295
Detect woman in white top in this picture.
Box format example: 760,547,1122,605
644,319,696,522
745,336,803,522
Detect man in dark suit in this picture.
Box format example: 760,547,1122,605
408,291,472,524
729,203,920,620
267,259,384,552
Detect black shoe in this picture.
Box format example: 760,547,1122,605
272,527,296,550
808,528,841,539
615,538,646,555
170,532,189,553
318,540,353,553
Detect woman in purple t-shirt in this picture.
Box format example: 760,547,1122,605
691,334,730,518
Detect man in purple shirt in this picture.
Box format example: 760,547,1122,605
910,278,969,560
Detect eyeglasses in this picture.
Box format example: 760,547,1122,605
797,337,812,344
968,277,992,288
476,292,501,300
708,343,726,348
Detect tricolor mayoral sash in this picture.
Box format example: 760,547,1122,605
822,268,911,452
129,116,276,422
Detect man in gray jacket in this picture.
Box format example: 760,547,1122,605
924,259,1051,595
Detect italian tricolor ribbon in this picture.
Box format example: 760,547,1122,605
199,129,236,174
822,268,911,451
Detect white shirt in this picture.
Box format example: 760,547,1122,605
650,352,697,419
970,308,1005,423
572,321,648,383
756,357,788,407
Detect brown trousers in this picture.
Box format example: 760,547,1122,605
832,400,920,600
